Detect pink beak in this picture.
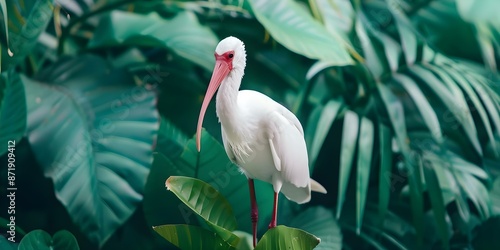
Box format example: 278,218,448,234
196,59,231,152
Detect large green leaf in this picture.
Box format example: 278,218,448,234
0,72,26,155
3,0,54,69
289,206,342,249
24,55,159,246
88,11,218,71
254,225,320,250
247,0,353,65
356,117,374,233
145,129,274,234
336,111,359,218
185,130,275,232
165,176,239,247
153,225,234,250
18,230,79,250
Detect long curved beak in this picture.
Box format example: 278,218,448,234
196,59,231,152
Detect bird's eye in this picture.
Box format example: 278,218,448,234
228,53,234,59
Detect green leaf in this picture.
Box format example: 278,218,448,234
456,172,491,219
145,129,274,234
0,0,7,52
410,65,482,155
377,83,409,153
422,159,449,250
0,72,26,155
314,0,354,39
247,0,353,65
393,73,443,143
254,225,320,250
355,14,384,78
25,55,159,246
289,206,342,250
378,125,392,225
360,11,401,72
4,0,54,69
386,0,417,65
88,11,218,71
176,129,274,233
165,176,239,247
337,111,359,218
434,65,496,152
379,79,423,246
153,224,234,250
456,0,500,25
356,117,374,233
0,217,26,236
18,230,79,250
156,116,189,158
0,235,17,250
310,99,343,166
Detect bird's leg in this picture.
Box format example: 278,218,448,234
248,179,258,247
268,192,278,229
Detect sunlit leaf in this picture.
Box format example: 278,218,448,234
165,176,239,247
145,129,274,234
18,230,79,250
248,0,353,65
153,224,233,250
0,72,26,155
254,225,320,250
25,55,159,246
356,117,374,233
393,73,443,143
88,11,218,71
337,111,359,218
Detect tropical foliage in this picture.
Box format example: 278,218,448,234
1,0,499,249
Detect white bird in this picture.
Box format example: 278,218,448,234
196,36,327,247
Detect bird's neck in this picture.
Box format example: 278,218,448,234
216,68,247,138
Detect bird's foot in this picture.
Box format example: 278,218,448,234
268,221,276,229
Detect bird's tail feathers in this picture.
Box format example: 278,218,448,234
310,179,327,194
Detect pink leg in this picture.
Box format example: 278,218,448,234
268,192,278,229
248,179,258,247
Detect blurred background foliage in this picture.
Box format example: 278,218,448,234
1,0,500,249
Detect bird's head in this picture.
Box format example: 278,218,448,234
214,36,247,73
196,36,247,151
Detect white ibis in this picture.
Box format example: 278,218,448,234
196,36,327,247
